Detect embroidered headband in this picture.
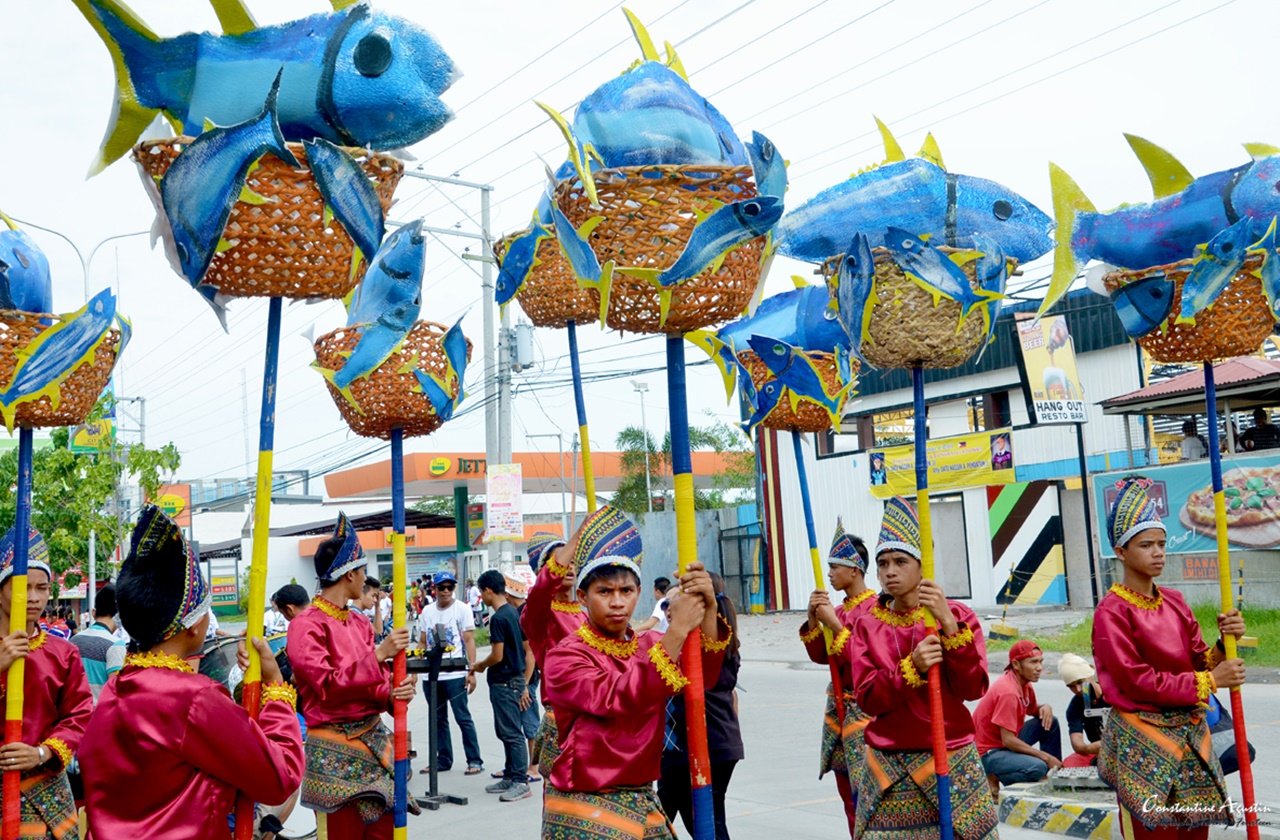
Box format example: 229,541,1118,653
321,511,366,581
0,525,52,587
876,497,921,561
828,517,866,572
526,532,566,571
573,505,643,589
1107,476,1164,549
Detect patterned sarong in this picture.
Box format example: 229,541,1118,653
542,784,674,840
1099,708,1230,828
302,715,419,824
18,769,78,839
856,742,998,840
819,683,870,780
531,706,562,777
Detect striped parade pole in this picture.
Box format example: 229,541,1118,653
2,428,34,840
666,336,714,840
912,366,953,840
567,321,598,515
790,431,847,722
390,427,410,839
235,296,284,840
1203,362,1260,840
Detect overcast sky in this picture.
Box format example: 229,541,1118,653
0,0,1273,490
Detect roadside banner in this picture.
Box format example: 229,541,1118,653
1016,312,1087,424
869,428,1016,499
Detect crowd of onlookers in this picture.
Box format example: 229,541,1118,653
1180,406,1279,460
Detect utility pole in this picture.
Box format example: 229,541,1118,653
497,309,514,574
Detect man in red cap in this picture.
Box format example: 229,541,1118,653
972,640,1062,792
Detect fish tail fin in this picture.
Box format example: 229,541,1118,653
196,285,230,333
71,0,165,175
1040,162,1097,319
657,289,674,330
596,262,614,327
260,70,301,168
314,360,360,409
687,331,738,400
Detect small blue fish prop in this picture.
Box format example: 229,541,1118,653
742,377,785,434
72,0,458,173
970,234,1009,360
1110,274,1175,339
777,122,1053,266
159,73,299,322
303,138,385,268
883,227,1001,332
1043,137,1280,317
330,299,419,401
414,368,457,422
0,221,53,313
1176,217,1255,325
619,196,782,326
496,195,555,308
413,317,469,421
0,288,124,430
1250,217,1280,319
833,233,879,357
346,221,425,327
546,199,614,323
688,280,846,399
748,131,787,200
746,334,853,428
439,316,469,402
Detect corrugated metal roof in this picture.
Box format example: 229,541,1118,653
854,288,1130,397
1100,356,1280,415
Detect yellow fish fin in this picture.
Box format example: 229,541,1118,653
791,275,811,289
1038,162,1098,320
917,133,945,170
663,41,688,80
874,116,905,163
1244,142,1280,160
1124,134,1194,198
577,215,606,239
597,262,615,327
657,288,674,329
209,0,256,34
622,8,662,62
215,237,238,254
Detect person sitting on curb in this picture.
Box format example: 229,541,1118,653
973,640,1062,793
1060,653,1109,767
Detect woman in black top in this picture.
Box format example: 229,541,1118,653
658,573,744,840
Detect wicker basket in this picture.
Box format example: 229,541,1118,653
821,247,1008,369
314,321,471,440
493,231,599,328
739,349,856,433
555,165,764,335
1103,255,1273,363
0,310,122,430
133,137,404,300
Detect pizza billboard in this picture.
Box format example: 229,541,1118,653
1092,453,1280,558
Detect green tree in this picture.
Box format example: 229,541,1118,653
0,397,181,586
413,495,464,516
612,414,756,515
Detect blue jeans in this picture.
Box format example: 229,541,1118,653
427,676,483,770
489,679,529,783
520,672,541,741
981,717,1062,784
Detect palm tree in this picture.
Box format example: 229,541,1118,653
612,417,756,515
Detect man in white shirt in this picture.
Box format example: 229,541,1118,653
466,578,483,626
633,576,672,633
418,571,484,775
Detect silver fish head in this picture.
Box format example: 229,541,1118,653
330,10,459,149
373,219,427,286
953,173,1054,262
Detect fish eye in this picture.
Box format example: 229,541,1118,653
823,309,837,321
771,344,785,356
743,201,761,216
992,200,1013,221
901,238,913,249
353,32,393,77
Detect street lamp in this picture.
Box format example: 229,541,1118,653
527,432,567,541
631,380,653,513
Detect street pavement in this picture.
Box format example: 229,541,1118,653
258,610,1280,838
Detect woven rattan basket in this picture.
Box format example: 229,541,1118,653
555,165,764,335
314,321,471,440
821,247,1008,369
739,349,855,433
0,311,121,430
134,137,403,300
1103,255,1274,363
493,232,599,328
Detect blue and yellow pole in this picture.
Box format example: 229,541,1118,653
390,427,410,839
2,428,34,840
912,367,953,840
567,321,598,515
666,336,713,840
1203,362,1259,840
235,297,283,840
791,431,846,723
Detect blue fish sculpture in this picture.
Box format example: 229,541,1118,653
0,289,125,430
748,131,787,200
439,316,469,401
303,138,385,271
346,221,425,327
776,122,1053,266
832,233,879,358
970,234,1009,361
1043,137,1280,316
883,227,1001,332
72,0,458,173
546,199,614,323
1176,217,1255,325
742,377,784,434
746,334,853,428
619,196,783,326
414,368,457,422
688,280,846,399
159,73,299,324
495,195,555,308
413,317,468,421
0,218,53,314
1110,274,1175,340
1251,218,1280,319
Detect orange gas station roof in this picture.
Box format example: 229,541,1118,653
324,451,736,499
